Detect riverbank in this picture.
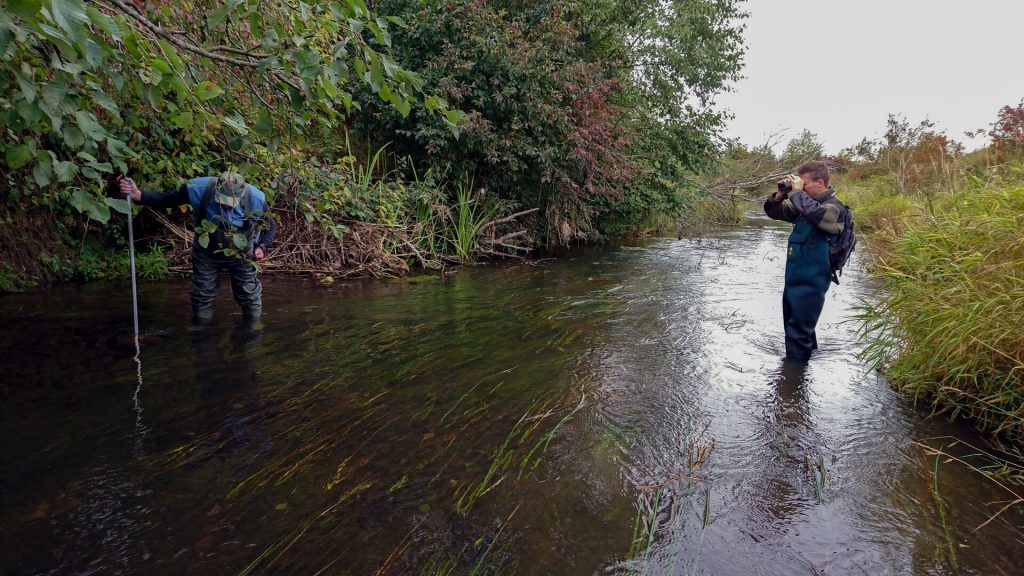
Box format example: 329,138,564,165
843,165,1024,445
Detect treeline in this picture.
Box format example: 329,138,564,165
0,0,746,287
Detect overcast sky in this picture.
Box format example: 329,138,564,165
714,0,1024,154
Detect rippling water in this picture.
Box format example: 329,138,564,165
1,215,1021,575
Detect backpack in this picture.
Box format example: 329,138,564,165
823,197,856,285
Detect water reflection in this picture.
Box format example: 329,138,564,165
1,221,1023,575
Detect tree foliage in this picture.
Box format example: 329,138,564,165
355,0,747,243
1,0,457,222
2,0,748,287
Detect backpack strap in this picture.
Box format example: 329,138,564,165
194,179,217,228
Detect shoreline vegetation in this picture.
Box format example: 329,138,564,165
1,0,747,287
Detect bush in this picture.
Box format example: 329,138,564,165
859,178,1024,441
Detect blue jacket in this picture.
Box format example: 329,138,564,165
140,177,277,252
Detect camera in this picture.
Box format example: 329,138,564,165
777,179,793,193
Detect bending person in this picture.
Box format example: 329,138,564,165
120,172,276,322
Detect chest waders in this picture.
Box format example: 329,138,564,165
782,216,833,362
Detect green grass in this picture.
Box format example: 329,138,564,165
0,263,36,292
857,175,1024,442
442,175,497,263
929,455,959,571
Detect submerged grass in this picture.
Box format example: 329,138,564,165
916,437,1024,537
803,452,834,505
454,390,585,515
624,432,715,575
928,454,959,571
857,176,1024,442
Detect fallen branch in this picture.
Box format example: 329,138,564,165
479,208,539,231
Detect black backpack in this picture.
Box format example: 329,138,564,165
823,197,856,285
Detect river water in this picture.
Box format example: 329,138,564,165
1,213,1021,575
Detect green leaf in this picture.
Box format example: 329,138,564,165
104,197,131,215
41,82,66,109
445,109,466,126
63,126,84,149
253,108,274,137
16,72,36,103
70,189,111,223
106,137,132,173
232,233,248,250
195,81,224,101
321,76,339,98
8,0,43,20
87,161,112,173
16,100,42,124
5,145,34,169
380,55,398,78
209,4,231,29
92,89,120,118
392,94,410,118
368,55,383,90
149,58,172,75
138,66,163,86
222,114,249,135
50,0,89,44
75,110,106,140
54,160,78,182
197,233,210,249
86,5,120,40
367,20,390,48
344,0,370,19
33,159,53,187
170,111,194,128
0,24,13,56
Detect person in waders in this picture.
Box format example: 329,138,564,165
764,160,848,363
120,172,276,323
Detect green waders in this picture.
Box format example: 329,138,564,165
782,217,832,362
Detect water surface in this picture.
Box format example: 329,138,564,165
2,215,1022,575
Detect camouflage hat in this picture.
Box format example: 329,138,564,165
215,171,247,207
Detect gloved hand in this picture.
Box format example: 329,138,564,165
787,174,803,192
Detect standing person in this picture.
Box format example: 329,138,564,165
120,172,276,322
764,160,849,363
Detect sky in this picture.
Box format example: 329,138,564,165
714,0,1024,154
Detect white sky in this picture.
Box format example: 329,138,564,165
714,0,1024,154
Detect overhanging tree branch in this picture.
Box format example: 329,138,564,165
101,0,301,91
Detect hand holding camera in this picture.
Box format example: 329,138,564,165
774,174,803,200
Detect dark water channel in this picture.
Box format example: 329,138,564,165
2,214,1022,575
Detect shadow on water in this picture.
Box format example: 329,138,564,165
2,217,1023,575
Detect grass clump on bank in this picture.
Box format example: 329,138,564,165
858,174,1024,441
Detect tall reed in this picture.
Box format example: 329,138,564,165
858,177,1024,441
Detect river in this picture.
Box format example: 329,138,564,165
1,213,1021,575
